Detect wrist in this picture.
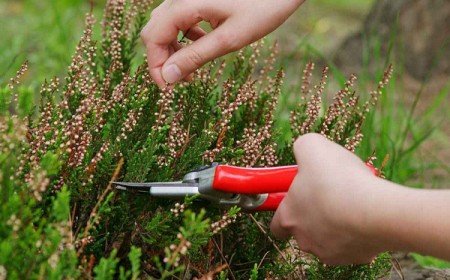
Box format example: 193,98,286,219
377,187,450,260
346,176,407,253
360,178,418,252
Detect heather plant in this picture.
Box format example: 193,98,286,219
0,1,395,279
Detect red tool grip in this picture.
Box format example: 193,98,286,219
212,163,379,211
212,165,298,194
254,192,286,211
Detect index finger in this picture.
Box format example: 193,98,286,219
141,2,206,87
144,41,171,87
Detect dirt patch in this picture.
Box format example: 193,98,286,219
387,253,450,280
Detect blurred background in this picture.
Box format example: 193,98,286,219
0,0,449,274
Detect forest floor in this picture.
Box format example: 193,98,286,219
388,253,450,280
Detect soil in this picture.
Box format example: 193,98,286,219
386,253,450,280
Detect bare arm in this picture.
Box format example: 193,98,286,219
270,133,450,265
366,180,450,261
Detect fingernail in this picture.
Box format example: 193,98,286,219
162,64,182,84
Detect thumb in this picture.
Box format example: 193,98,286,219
162,26,241,84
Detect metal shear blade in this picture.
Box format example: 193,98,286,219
113,181,199,197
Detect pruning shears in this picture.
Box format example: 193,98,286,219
114,163,377,211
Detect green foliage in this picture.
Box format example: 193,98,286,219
0,0,93,85
94,247,143,280
306,253,392,280
40,151,61,176
0,1,401,279
179,209,211,250
412,253,450,269
0,86,12,113
250,263,259,280
0,125,79,279
94,250,120,280
295,31,449,191
128,246,142,280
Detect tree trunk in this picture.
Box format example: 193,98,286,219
334,0,450,81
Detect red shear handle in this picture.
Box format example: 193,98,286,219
254,193,286,211
212,165,298,194
213,164,379,211
212,163,379,198
252,163,378,211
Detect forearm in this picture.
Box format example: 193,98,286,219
366,179,450,260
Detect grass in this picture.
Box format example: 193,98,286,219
1,0,449,272
411,254,450,270
275,41,448,188
0,0,103,85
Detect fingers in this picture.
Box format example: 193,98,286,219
161,23,241,84
184,26,207,41
141,0,230,88
179,26,206,83
171,40,182,52
142,0,305,88
141,1,207,88
270,199,293,240
145,43,169,87
293,133,372,178
209,18,220,29
292,133,330,165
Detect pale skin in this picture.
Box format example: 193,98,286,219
141,0,304,87
141,0,450,264
271,134,450,265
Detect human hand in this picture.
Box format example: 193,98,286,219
140,0,304,88
270,133,386,265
